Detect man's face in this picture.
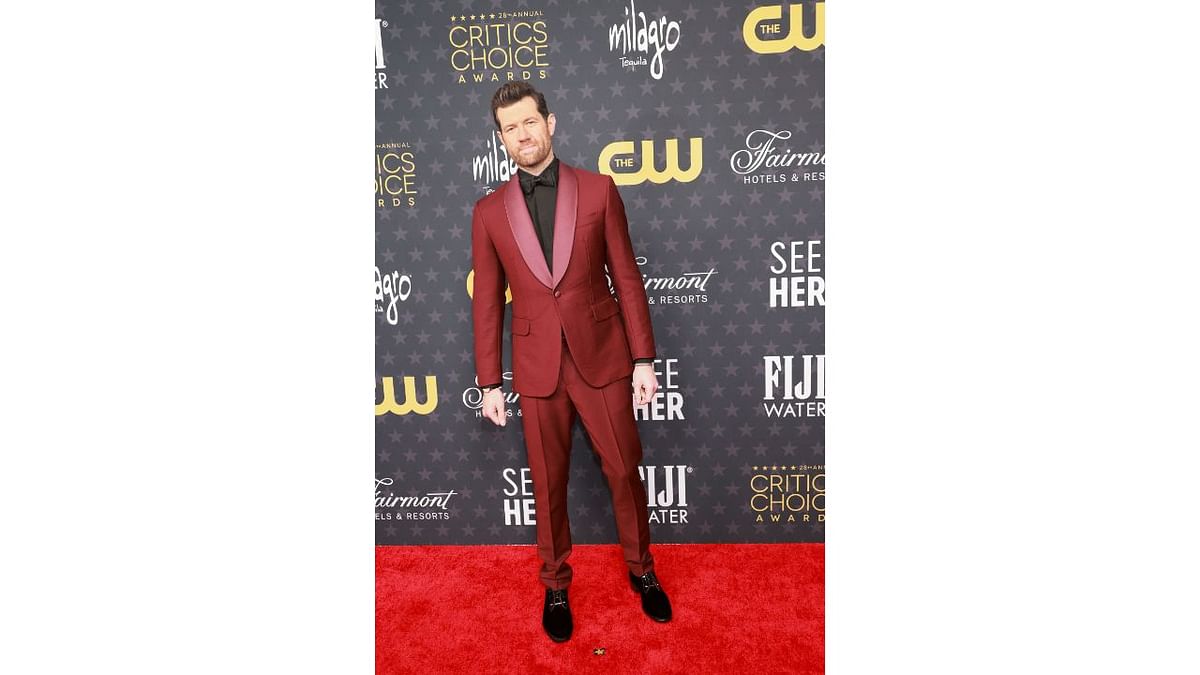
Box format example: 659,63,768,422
495,96,556,170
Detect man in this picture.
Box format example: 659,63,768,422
471,81,672,643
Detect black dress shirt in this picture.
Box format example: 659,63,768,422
519,156,560,272
480,158,653,392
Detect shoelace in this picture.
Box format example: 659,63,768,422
548,589,568,609
637,572,661,592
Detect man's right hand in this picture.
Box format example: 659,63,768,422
482,388,507,427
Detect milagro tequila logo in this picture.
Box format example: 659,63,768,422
375,265,412,325
501,464,691,525
607,0,682,80
375,477,457,521
375,18,389,89
730,129,825,184
763,355,825,418
472,129,517,184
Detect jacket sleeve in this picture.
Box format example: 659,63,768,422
471,202,506,389
602,175,656,361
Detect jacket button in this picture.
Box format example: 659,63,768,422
554,290,561,297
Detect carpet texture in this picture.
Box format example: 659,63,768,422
377,543,823,674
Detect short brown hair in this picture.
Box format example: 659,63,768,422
490,81,550,130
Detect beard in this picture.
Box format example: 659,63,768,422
511,140,550,168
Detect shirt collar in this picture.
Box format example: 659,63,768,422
517,156,559,183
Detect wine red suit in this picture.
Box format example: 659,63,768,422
471,160,658,590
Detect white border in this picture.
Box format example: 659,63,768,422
830,1,1200,672
2,2,372,672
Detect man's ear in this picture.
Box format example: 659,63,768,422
547,112,556,136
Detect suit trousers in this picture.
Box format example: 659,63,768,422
519,333,655,590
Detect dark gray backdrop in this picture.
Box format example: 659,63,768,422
375,0,825,545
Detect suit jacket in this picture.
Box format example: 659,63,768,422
471,160,656,397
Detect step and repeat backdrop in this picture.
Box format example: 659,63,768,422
375,0,824,545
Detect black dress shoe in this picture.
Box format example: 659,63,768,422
629,571,672,622
542,588,573,642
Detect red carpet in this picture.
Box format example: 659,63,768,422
376,543,824,674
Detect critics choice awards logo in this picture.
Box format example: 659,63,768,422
376,142,418,207
448,9,550,84
599,137,703,186
501,465,692,526
742,2,825,54
606,0,682,80
730,129,825,185
376,375,438,416
375,478,457,522
763,354,825,418
769,240,824,308
375,266,412,326
748,465,824,524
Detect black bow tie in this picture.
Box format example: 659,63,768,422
519,171,556,195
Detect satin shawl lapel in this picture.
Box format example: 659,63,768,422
501,161,578,290
550,163,578,289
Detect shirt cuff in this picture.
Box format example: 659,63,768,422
633,358,655,365
480,383,501,390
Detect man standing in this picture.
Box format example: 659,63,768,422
470,81,672,642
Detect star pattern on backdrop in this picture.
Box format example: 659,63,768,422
376,0,825,545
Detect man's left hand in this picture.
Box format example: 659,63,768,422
632,363,658,406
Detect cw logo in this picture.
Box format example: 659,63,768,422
743,2,825,54
466,270,513,303
598,138,703,186
376,375,438,416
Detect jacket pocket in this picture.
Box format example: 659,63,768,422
512,316,531,335
591,296,620,321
